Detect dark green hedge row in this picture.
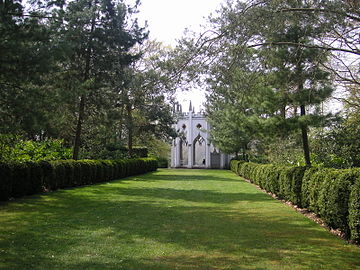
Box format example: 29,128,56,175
0,158,157,201
230,160,360,243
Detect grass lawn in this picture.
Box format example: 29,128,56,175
0,169,359,270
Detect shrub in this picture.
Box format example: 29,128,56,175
300,167,320,208
0,136,72,162
0,163,12,200
156,157,168,168
11,162,32,198
349,177,360,242
264,165,283,195
0,158,158,201
279,166,306,205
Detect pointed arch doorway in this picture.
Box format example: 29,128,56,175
179,139,188,167
193,134,206,167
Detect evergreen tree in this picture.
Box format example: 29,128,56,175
0,0,55,136
52,0,147,159
257,0,335,166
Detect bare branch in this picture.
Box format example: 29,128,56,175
5,12,54,19
279,8,360,22
247,41,360,56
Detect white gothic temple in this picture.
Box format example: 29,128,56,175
171,102,231,169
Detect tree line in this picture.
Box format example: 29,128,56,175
2,0,359,168
0,0,177,161
173,0,359,168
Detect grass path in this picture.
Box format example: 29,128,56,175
0,169,359,270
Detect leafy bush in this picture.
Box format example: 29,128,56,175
231,161,301,203
0,163,12,201
0,135,72,162
317,169,359,236
81,144,149,160
279,166,306,205
0,158,157,201
156,157,168,168
300,167,320,209
349,177,360,242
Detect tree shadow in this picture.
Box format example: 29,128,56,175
131,171,243,183
1,167,360,269
84,186,274,204
1,190,359,270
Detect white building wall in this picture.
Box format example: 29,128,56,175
171,106,230,169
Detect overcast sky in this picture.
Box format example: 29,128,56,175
136,1,225,111
137,0,223,45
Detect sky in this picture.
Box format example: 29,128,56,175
134,1,344,114
137,0,223,45
136,0,225,112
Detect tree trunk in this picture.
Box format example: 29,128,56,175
300,104,311,167
72,3,96,160
296,61,311,167
72,95,85,160
126,104,133,156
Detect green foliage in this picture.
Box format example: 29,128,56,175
81,144,149,160
318,169,360,236
230,160,360,242
304,168,334,213
302,168,360,242
0,135,72,162
178,0,350,167
156,157,169,168
279,166,307,205
0,1,175,161
0,162,12,200
310,118,360,168
265,135,304,166
0,158,157,201
205,53,271,157
300,167,319,209
349,177,360,243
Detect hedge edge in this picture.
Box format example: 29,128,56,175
230,160,360,243
0,158,157,201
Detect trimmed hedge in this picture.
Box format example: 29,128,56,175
0,158,157,202
230,160,360,243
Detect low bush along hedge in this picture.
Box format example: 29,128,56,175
230,160,360,243
0,158,157,202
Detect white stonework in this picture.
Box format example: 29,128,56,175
171,103,231,169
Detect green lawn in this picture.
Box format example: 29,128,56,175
0,169,359,270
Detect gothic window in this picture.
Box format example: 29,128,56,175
182,124,186,129
196,123,202,129
179,132,188,146
197,135,205,146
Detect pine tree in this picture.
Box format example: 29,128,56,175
52,0,147,159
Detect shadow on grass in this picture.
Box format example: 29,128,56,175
83,186,274,204
131,171,243,183
1,169,359,269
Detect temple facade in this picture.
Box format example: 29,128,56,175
170,103,231,169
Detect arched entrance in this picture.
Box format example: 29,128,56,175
193,134,206,167
179,139,188,166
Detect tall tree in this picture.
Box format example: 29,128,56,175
0,0,55,136
52,0,147,159
257,0,334,166
172,0,337,165
115,40,177,153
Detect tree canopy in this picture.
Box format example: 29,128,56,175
172,0,359,167
0,0,176,160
